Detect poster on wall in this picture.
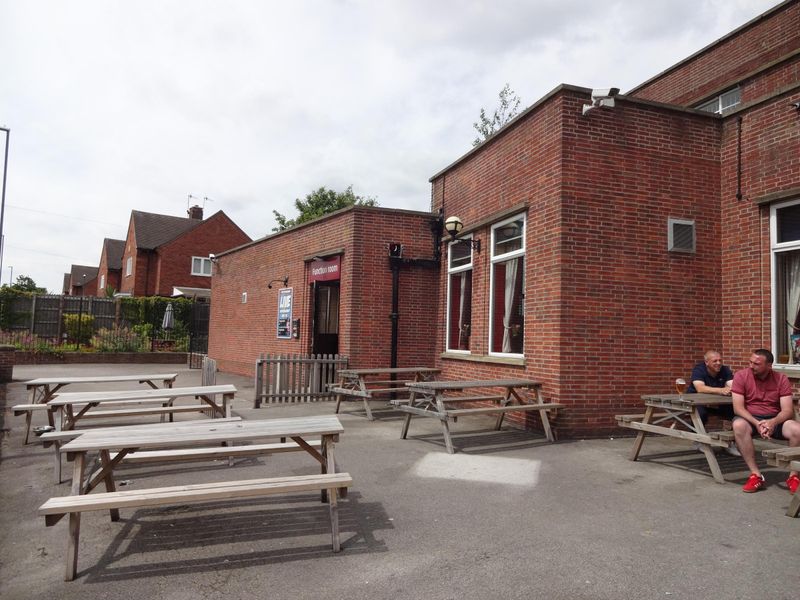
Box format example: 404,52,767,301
276,288,293,339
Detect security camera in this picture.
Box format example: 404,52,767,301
591,87,620,100
208,253,216,260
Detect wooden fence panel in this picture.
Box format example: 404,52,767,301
254,353,348,407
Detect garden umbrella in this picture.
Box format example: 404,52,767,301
161,303,175,330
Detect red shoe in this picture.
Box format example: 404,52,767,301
787,474,800,494
742,473,765,493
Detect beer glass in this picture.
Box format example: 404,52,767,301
675,378,687,400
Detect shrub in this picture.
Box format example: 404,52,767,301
91,327,149,352
63,314,95,345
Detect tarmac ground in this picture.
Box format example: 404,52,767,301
1,363,797,600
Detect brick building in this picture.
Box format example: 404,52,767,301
208,206,439,375
64,264,99,296
119,206,251,297
209,0,799,438
95,238,125,296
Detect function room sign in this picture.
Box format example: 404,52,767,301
276,288,293,339
308,256,341,282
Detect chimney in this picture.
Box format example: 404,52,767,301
187,205,203,220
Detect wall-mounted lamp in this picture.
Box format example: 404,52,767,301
443,216,481,252
267,276,289,289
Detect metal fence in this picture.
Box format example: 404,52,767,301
0,293,210,354
254,353,348,407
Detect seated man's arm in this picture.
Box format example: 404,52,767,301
693,380,731,395
732,392,759,426
758,395,794,439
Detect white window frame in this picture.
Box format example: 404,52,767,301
696,87,741,114
125,256,132,277
489,213,526,357
191,256,212,277
445,237,474,353
770,197,800,368
99,274,105,290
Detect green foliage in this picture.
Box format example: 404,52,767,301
91,327,150,352
63,313,95,345
272,185,378,232
7,275,47,294
104,285,116,298
472,83,523,147
0,287,32,329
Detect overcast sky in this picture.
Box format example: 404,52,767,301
0,0,783,293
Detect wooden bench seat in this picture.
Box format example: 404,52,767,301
13,403,51,444
121,440,322,464
762,445,799,468
445,402,564,417
76,404,210,419
40,472,353,580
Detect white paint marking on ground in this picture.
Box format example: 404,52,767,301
412,452,540,486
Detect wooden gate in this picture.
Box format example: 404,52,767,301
254,353,348,407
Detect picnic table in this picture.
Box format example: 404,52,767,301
615,393,761,484
17,372,178,443
399,378,562,454
331,367,440,420
44,384,237,483
40,415,349,581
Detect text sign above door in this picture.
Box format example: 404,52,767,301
308,256,341,282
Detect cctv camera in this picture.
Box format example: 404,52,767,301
591,87,620,100
208,253,216,260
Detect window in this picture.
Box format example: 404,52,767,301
771,199,800,365
125,256,132,277
446,238,473,352
192,256,212,276
99,274,105,290
489,214,525,356
696,87,741,114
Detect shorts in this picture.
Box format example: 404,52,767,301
733,414,787,440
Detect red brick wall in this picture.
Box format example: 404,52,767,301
119,221,136,295
430,88,724,437
153,212,251,296
629,1,800,106
208,207,439,376
720,88,800,369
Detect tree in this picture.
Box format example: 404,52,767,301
8,274,47,294
472,83,523,146
272,185,378,232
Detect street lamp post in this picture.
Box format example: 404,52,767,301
0,127,9,278
7,265,12,286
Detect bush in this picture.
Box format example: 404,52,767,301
91,327,149,352
63,314,95,345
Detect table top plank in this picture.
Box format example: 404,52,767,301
640,393,732,407
406,378,540,391
48,384,237,406
62,415,344,452
25,373,178,386
338,367,440,376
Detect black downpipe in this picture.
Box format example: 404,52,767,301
389,258,401,369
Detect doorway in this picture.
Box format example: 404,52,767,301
312,281,340,355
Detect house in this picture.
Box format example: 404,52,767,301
118,205,251,298
95,238,125,297
65,265,99,296
209,0,799,438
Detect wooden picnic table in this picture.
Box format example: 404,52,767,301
332,367,440,420
399,378,562,454
42,415,347,580
43,384,237,483
17,372,178,444
26,372,178,404
616,393,743,483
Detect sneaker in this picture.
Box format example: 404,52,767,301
742,473,765,493
724,444,741,457
787,474,800,495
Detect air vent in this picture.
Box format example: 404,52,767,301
668,218,695,253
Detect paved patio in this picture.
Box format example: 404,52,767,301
1,363,797,600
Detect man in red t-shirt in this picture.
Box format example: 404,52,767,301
731,349,800,493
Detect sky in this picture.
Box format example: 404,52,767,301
0,0,785,293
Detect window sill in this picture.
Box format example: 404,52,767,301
440,352,525,367
772,365,800,379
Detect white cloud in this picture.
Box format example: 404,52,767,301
0,0,782,292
